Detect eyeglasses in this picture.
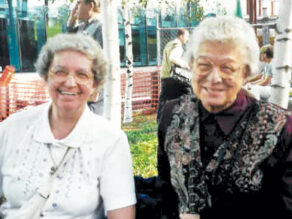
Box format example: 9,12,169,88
48,68,93,85
195,58,245,80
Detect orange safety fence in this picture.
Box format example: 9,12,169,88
0,67,161,122
0,76,49,121
121,68,160,115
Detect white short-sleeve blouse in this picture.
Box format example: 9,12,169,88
0,102,136,219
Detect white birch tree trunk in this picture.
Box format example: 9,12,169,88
269,0,292,108
122,3,134,123
100,0,122,126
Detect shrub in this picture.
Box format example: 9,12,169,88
122,114,158,178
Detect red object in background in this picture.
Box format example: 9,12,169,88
0,65,16,85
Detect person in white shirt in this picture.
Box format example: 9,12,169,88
247,44,273,86
0,33,136,219
245,45,273,101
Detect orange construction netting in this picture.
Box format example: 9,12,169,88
0,68,161,122
0,76,49,121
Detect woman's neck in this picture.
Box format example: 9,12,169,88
49,106,84,140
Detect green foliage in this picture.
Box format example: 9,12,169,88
130,133,158,177
181,0,204,25
57,5,71,22
122,114,158,178
47,22,62,38
138,0,148,8
122,0,148,8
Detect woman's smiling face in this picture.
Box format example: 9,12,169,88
192,41,247,113
46,50,96,114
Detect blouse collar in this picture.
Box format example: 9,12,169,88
200,90,255,135
33,102,91,148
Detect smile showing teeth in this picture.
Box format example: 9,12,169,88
205,87,223,92
59,90,77,96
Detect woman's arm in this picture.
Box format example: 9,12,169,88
275,115,292,217
99,130,136,217
107,205,135,219
157,99,180,219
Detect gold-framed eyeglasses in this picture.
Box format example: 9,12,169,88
48,68,93,85
195,58,245,80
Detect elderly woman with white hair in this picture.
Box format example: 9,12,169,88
0,33,136,219
158,16,292,219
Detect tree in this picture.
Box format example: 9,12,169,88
122,0,134,123
121,0,152,123
101,0,122,126
269,0,292,108
183,0,204,26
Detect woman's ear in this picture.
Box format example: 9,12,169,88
88,86,99,102
243,65,251,79
90,2,95,10
44,74,49,82
189,56,195,71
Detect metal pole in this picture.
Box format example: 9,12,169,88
262,8,270,45
249,0,257,32
7,0,21,70
249,0,257,24
156,13,161,66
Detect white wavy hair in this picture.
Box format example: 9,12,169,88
186,16,260,76
35,33,107,87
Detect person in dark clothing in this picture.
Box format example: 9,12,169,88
67,0,104,115
158,16,292,219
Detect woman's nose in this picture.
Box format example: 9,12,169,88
64,75,77,86
207,67,223,83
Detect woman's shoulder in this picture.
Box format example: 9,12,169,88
87,111,126,138
1,102,48,126
159,94,194,130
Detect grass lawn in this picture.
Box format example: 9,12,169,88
122,113,158,178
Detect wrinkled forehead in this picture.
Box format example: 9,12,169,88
197,40,242,56
191,41,246,68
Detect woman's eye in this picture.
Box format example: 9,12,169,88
55,70,67,76
77,72,89,79
198,63,212,70
221,65,235,74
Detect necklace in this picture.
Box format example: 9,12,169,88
47,144,70,175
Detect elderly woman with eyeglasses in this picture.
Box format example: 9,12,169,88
158,17,292,219
0,33,136,219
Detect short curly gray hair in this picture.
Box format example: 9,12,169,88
186,16,259,76
35,33,107,87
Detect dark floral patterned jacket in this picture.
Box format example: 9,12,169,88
157,90,292,219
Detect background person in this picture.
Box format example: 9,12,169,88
247,44,273,86
67,0,104,115
245,44,274,101
157,28,191,122
0,33,136,219
67,0,102,47
158,16,292,219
